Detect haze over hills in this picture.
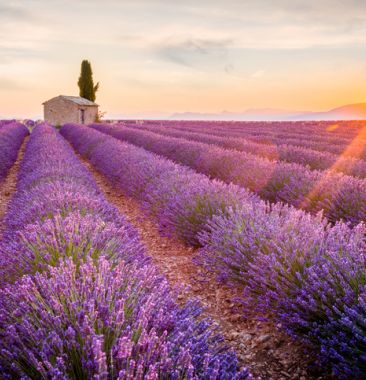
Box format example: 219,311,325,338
2,104,366,122
170,103,366,121
291,103,366,121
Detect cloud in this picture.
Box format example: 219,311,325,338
1,0,366,115
0,4,34,22
153,37,232,68
251,70,265,78
224,64,234,74
0,77,27,91
0,46,45,63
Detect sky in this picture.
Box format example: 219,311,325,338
1,0,366,118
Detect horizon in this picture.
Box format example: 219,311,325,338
6,101,366,121
1,0,366,118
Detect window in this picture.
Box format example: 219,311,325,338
80,109,85,124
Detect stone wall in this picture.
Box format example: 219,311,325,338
83,107,98,124
44,98,98,125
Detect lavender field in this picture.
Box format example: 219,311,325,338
0,120,365,379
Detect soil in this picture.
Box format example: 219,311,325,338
79,156,333,380
0,137,28,238
0,136,334,379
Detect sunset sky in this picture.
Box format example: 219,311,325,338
1,0,366,118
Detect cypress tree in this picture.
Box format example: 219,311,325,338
77,60,99,102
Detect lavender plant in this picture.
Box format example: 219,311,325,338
0,123,249,379
62,123,366,377
199,207,366,378
129,123,366,179
89,123,366,225
0,211,145,283
0,257,249,379
61,124,259,246
0,123,144,283
0,121,28,181
138,120,365,159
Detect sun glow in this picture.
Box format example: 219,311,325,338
300,124,366,220
326,124,340,132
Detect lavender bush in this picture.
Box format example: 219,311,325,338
139,120,365,159
199,206,366,378
245,221,366,378
61,123,260,246
136,119,364,143
131,123,366,179
0,123,249,379
0,123,144,283
0,211,145,283
89,123,366,225
197,203,327,285
0,121,28,181
62,123,366,378
0,257,249,379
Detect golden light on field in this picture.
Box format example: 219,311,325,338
300,124,366,216
338,124,366,160
326,124,340,132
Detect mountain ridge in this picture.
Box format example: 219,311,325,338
170,103,366,121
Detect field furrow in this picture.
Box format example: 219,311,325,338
62,123,366,378
89,123,366,225
139,120,366,158
128,123,366,179
0,124,249,379
79,154,327,380
0,137,28,238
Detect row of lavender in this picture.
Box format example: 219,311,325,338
135,119,365,142
61,124,366,379
0,120,18,127
89,123,366,226
0,122,29,182
167,121,364,146
142,120,366,159
0,124,249,379
126,123,366,179
207,122,366,146
169,119,366,146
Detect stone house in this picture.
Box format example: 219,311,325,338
43,95,98,125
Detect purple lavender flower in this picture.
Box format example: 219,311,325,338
0,122,28,181
61,123,366,377
128,121,366,179
0,211,145,283
0,257,250,379
0,123,249,379
89,123,366,225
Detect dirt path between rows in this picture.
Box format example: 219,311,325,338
0,137,28,239
79,156,331,380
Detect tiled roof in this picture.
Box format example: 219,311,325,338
43,95,98,106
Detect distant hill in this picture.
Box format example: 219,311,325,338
171,103,366,121
290,103,366,121
170,109,306,121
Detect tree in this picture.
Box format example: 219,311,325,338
77,60,99,102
